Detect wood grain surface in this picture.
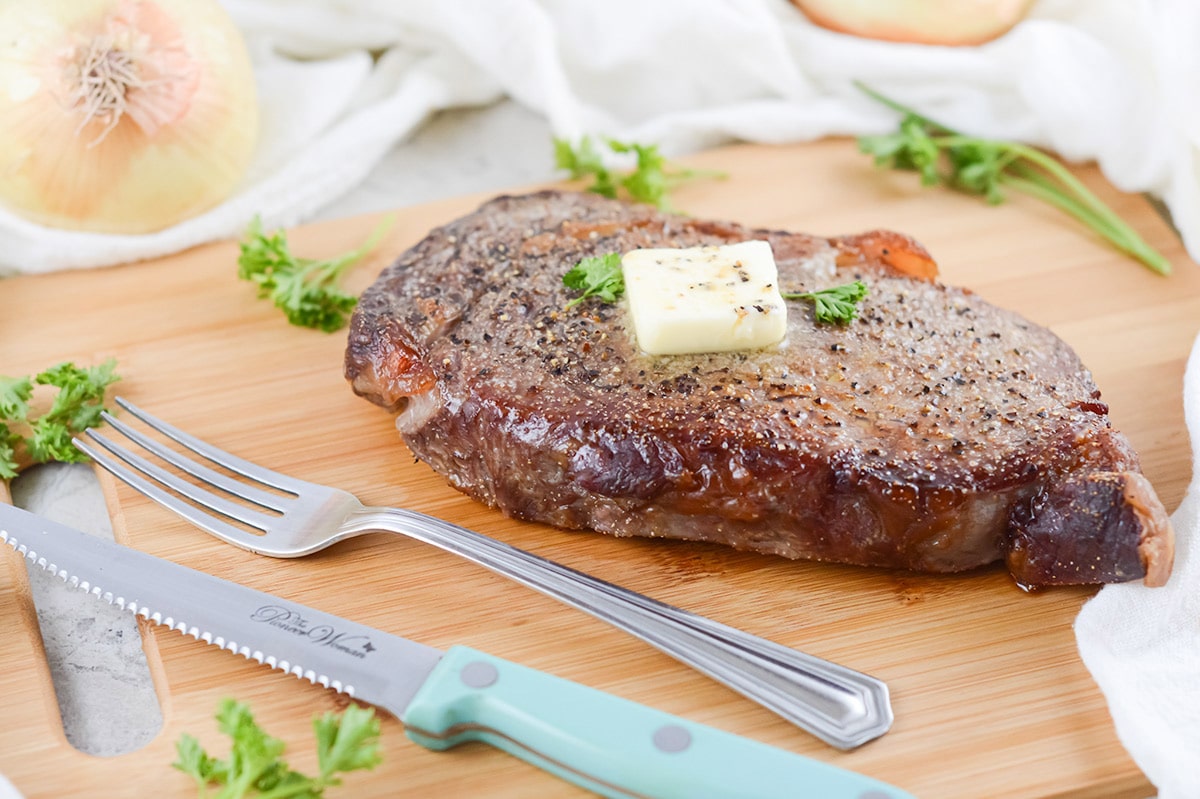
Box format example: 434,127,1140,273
1,139,1196,798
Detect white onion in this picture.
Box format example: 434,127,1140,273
792,0,1036,46
0,0,258,234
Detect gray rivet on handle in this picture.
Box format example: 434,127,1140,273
460,661,499,689
652,724,692,753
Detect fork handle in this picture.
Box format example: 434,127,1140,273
348,506,892,750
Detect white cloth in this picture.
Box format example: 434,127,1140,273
0,773,21,799
1076,331,1200,799
1,0,1199,275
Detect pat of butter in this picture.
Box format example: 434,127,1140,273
622,240,787,355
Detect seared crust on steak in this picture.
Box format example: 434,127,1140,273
346,190,1174,588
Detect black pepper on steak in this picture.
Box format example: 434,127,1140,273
345,190,1174,589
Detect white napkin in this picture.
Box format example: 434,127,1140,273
2,0,1198,275
1076,331,1200,799
0,773,21,799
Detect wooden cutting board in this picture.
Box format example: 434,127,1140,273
1,139,1197,798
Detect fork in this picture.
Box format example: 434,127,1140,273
75,396,893,750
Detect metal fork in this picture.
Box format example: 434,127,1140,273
75,397,893,749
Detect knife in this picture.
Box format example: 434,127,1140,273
1,503,913,799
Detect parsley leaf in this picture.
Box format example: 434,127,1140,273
174,698,382,798
855,82,1170,275
314,703,384,779
0,359,119,479
38,360,120,430
1,429,21,481
0,375,32,422
237,215,394,332
554,136,724,210
554,136,618,199
25,417,79,464
783,280,869,325
563,253,625,309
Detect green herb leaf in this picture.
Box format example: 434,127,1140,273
783,280,869,325
563,252,625,309
25,417,79,464
37,360,120,429
173,734,220,792
214,699,293,794
854,81,1171,275
174,698,382,798
0,428,21,481
314,703,383,782
553,136,724,210
554,135,618,198
608,140,671,207
0,375,32,422
1,375,34,477
859,115,942,186
237,215,394,332
0,359,119,478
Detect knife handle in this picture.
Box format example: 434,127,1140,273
402,645,913,799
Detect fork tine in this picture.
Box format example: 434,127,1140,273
97,412,289,513
76,430,275,531
72,435,269,544
113,396,309,494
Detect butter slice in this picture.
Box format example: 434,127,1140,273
622,240,787,355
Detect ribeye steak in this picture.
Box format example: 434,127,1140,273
345,191,1173,589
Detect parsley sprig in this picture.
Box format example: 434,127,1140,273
1,359,120,479
563,253,625,309
173,698,382,798
237,216,394,332
855,82,1170,275
782,280,869,325
554,136,725,210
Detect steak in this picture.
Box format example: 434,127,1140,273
345,190,1174,589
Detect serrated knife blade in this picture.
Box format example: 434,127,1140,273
0,503,915,799
0,501,440,712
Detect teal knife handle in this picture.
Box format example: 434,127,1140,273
402,646,913,799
